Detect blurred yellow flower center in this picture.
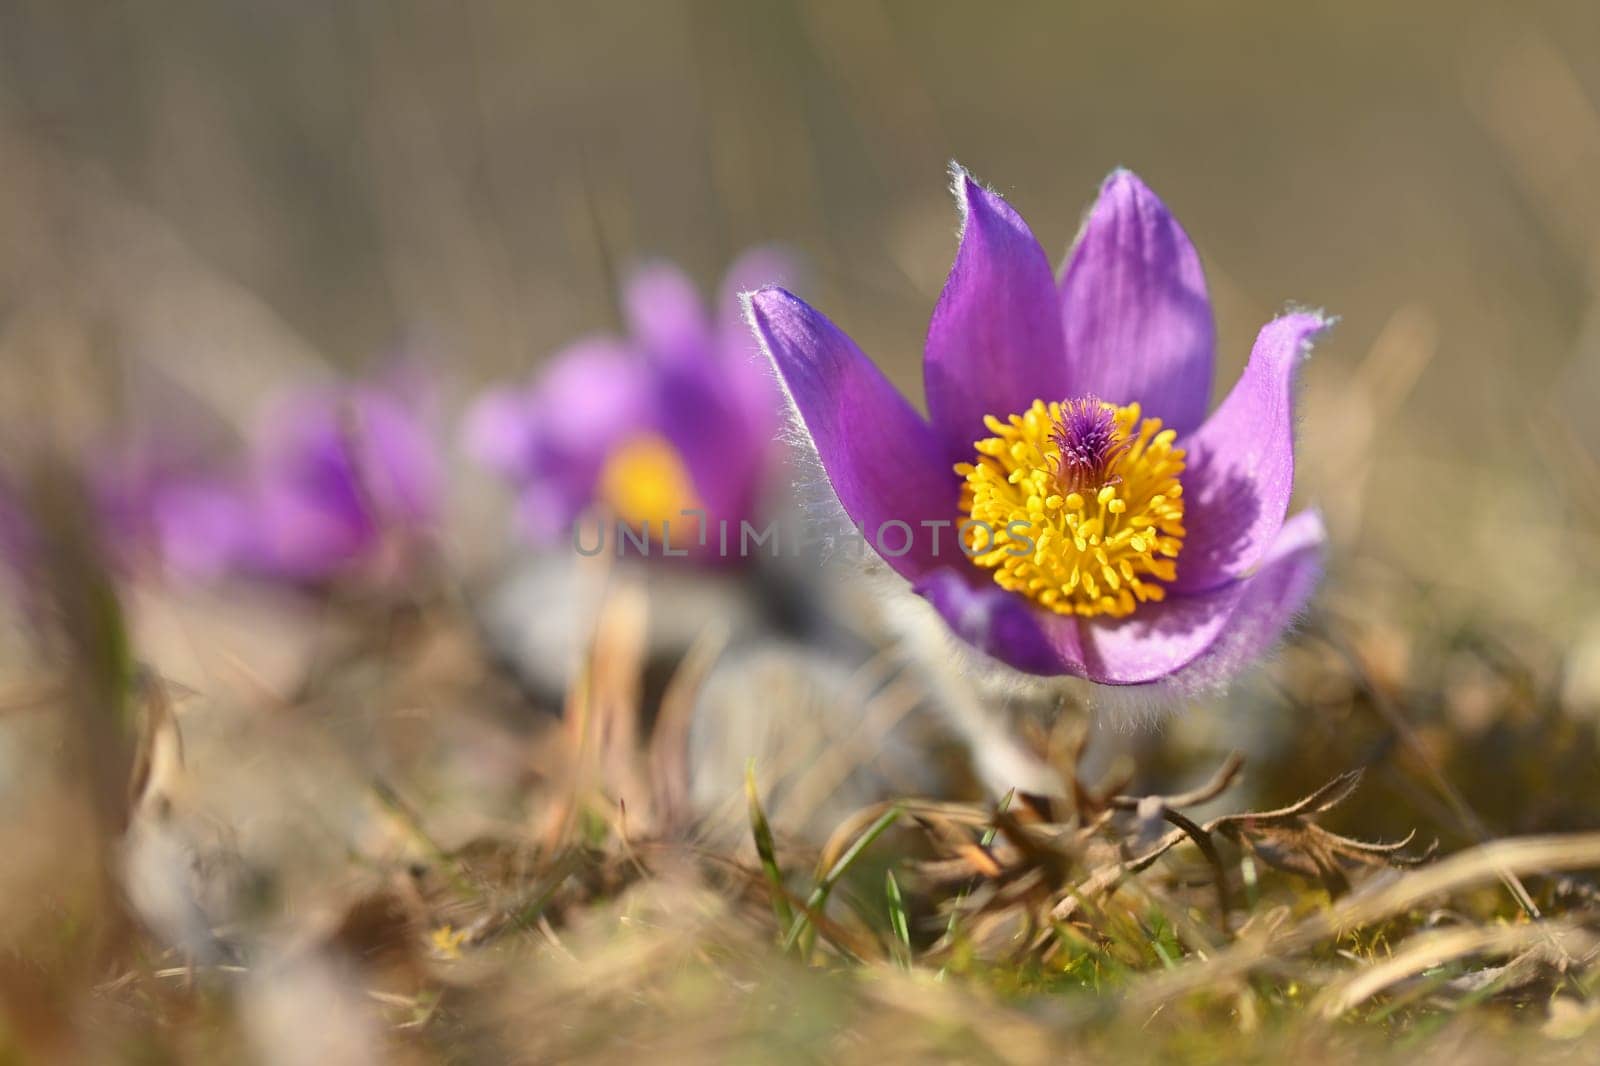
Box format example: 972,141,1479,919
955,398,1186,618
598,432,701,527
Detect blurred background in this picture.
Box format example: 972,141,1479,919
1,2,1599,1059
3,0,1597,623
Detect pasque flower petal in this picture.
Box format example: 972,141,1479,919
148,479,256,580
1058,169,1216,438
748,287,956,581
1078,508,1325,685
623,262,714,366
1170,311,1330,594
482,340,652,539
516,339,649,462
924,168,1070,462
653,342,762,524
914,568,1089,676
241,383,440,580
463,385,540,481
349,386,442,528
1165,508,1326,693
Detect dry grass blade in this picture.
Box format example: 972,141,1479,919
650,623,728,830
1052,761,1412,929
1126,832,1600,1010
1310,922,1595,1019
1223,768,1365,823
1106,751,1245,812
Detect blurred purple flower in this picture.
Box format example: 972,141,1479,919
93,439,246,580
109,372,442,588
748,166,1330,688
242,377,441,583
466,250,792,553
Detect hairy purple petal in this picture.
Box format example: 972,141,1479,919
1076,587,1236,684
1164,509,1326,694
924,167,1070,462
1077,506,1321,685
747,287,956,582
915,569,1089,676
1058,170,1215,437
1171,311,1331,594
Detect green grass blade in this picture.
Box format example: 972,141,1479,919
783,805,903,955
886,869,911,967
746,761,794,931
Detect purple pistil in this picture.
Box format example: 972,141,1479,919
1051,396,1128,492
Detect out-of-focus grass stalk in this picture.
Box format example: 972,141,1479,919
369,778,482,903
885,870,911,969
942,787,1013,947
746,761,794,932
25,462,134,834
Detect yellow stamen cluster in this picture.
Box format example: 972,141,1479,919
598,432,702,527
955,398,1186,618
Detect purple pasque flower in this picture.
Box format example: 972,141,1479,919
747,166,1330,688
240,374,442,583
115,372,443,587
467,249,792,552
91,436,248,580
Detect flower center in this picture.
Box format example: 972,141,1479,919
598,432,701,528
954,397,1186,618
